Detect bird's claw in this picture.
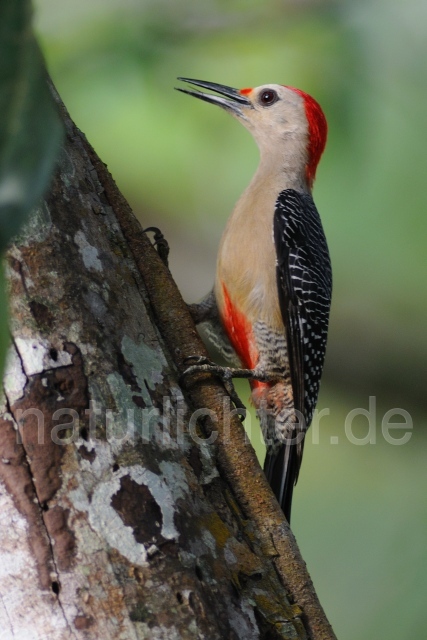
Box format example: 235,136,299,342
183,355,213,367
180,356,246,420
144,226,170,267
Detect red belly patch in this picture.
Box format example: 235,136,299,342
221,283,271,397
221,283,257,369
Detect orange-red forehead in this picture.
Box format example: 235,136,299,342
239,87,253,96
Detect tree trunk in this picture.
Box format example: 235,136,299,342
0,87,336,640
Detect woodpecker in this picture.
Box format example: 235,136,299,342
177,78,332,523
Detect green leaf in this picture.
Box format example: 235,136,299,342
0,0,63,372
0,0,63,249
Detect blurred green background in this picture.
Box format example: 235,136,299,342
34,0,426,637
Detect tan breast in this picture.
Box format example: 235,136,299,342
214,171,285,331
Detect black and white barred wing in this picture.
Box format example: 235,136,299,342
273,188,332,428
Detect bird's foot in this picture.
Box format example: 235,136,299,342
183,356,283,384
181,356,247,415
182,357,283,416
144,226,170,267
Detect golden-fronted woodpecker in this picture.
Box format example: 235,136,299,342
177,78,332,523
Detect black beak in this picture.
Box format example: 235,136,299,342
176,78,252,115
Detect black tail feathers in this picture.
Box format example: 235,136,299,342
264,439,305,523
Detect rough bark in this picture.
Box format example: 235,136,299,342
0,88,337,639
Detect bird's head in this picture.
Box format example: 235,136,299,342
177,78,327,189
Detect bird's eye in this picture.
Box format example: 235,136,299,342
259,89,278,106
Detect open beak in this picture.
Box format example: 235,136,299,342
176,78,252,116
